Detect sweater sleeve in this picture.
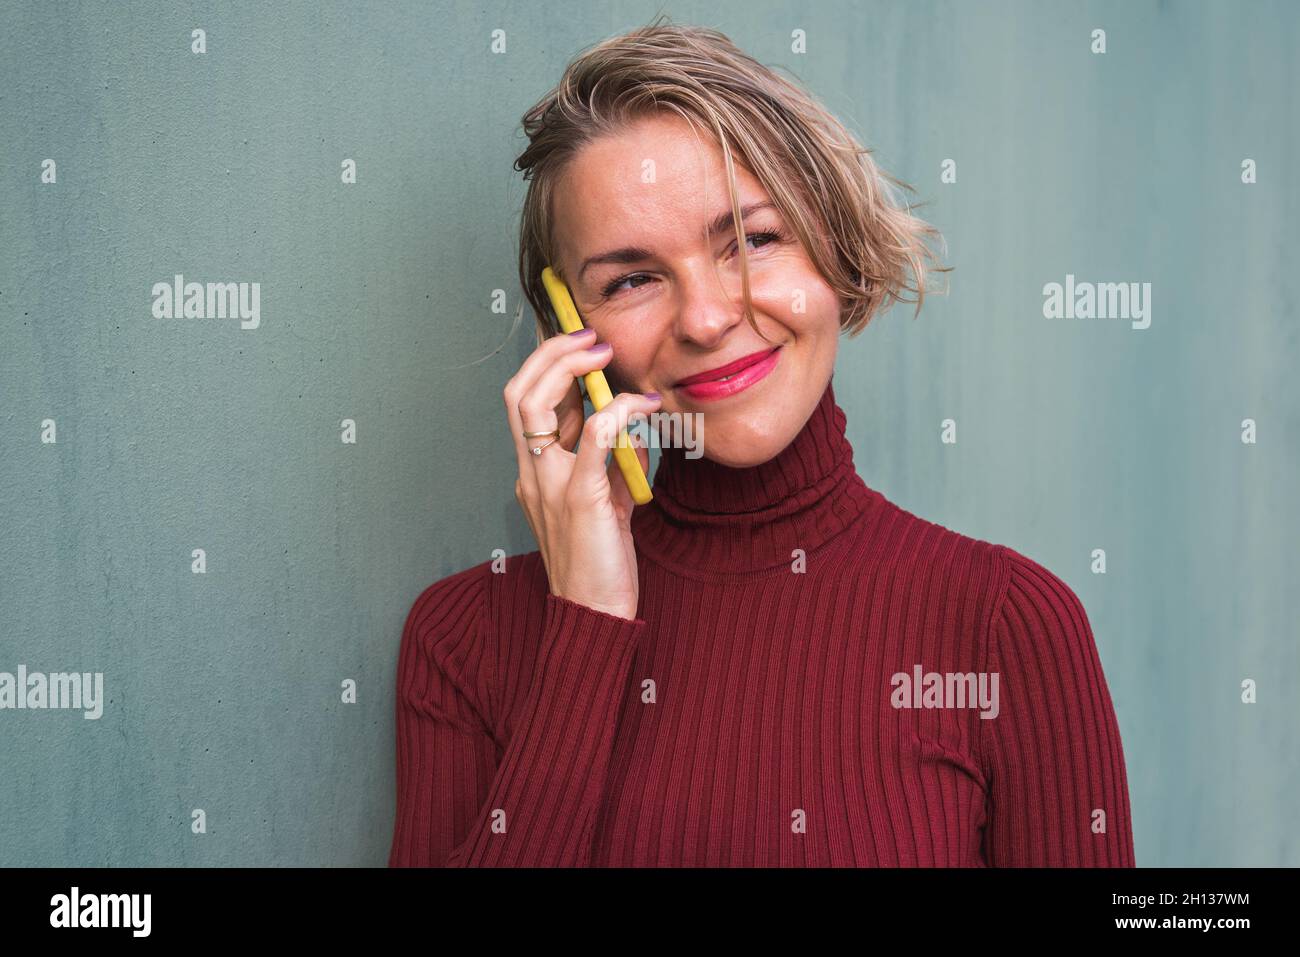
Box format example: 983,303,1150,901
979,545,1136,867
387,564,646,867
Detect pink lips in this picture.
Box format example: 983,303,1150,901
675,346,782,401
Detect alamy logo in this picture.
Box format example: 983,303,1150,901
595,411,704,458
1043,273,1151,329
0,666,104,719
151,274,261,329
50,887,151,937
890,664,1000,719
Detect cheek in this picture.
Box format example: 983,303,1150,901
801,271,842,327
756,267,840,328
596,332,653,395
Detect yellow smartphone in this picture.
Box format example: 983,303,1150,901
540,266,653,505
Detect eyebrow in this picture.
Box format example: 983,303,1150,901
577,201,777,285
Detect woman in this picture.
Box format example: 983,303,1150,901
389,19,1135,867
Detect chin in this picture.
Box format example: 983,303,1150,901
702,426,792,468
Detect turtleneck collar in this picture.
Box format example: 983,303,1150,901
631,374,883,579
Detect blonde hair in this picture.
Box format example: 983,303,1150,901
514,15,949,346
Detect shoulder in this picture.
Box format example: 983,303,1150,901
859,494,1007,601
402,549,550,649
983,543,1104,681
396,560,495,709
867,495,1092,603
397,550,551,701
405,546,548,613
989,544,1091,637
857,497,1095,654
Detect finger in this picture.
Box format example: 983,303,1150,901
503,328,600,480
520,341,618,497
520,338,613,447
555,364,590,451
608,428,651,519
572,392,662,503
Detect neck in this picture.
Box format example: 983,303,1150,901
631,375,882,578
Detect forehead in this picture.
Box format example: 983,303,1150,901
553,113,767,265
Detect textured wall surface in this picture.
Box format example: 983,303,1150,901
1,0,1295,866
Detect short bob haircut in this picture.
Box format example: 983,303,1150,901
514,15,949,346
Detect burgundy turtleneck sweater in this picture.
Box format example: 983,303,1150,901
388,377,1135,867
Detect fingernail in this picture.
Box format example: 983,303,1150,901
568,328,596,337
585,341,612,354
644,391,661,401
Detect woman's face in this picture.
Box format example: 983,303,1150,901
552,112,841,468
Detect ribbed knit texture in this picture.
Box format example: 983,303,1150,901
389,376,1135,867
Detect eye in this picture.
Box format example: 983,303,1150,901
598,230,789,300
600,272,654,299
731,229,785,256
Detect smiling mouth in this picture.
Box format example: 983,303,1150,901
675,346,783,387
671,345,784,402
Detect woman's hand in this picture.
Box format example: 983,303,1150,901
504,328,662,620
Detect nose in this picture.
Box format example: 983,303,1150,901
671,260,746,349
